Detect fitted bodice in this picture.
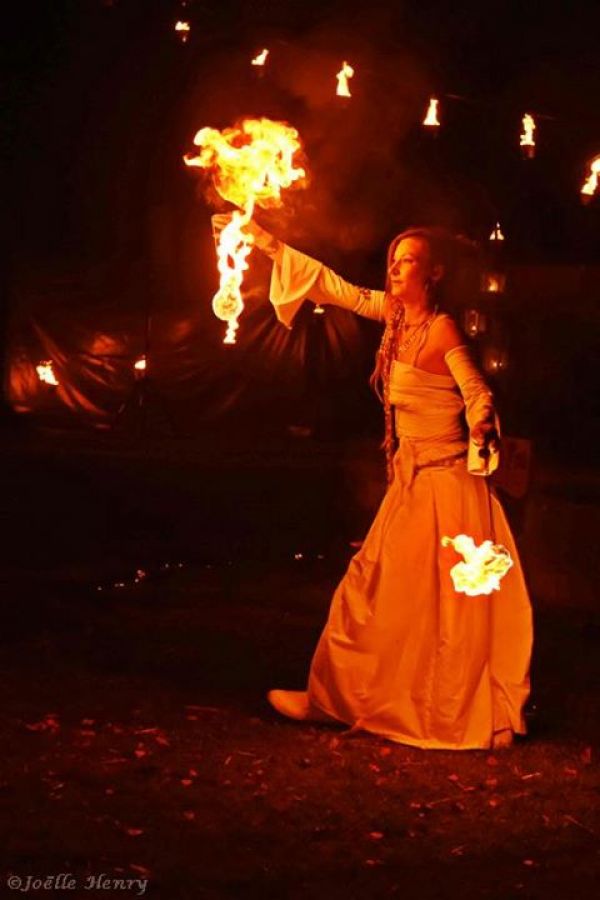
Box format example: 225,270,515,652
389,361,466,444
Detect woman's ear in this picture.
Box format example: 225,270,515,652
431,263,445,284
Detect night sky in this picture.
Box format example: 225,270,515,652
5,0,600,272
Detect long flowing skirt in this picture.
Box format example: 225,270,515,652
307,458,533,749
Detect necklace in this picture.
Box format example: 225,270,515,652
395,308,437,357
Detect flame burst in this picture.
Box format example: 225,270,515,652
36,360,59,386
581,155,600,199
336,61,354,97
520,113,536,158
184,118,306,343
441,534,513,596
423,97,440,128
252,49,269,66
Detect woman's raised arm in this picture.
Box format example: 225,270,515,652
214,216,386,328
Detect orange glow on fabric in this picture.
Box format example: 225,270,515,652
441,534,513,595
184,118,306,344
336,62,354,97
36,360,59,386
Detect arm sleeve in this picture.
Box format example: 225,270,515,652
444,345,496,431
269,243,385,329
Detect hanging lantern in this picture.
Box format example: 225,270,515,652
423,97,440,131
463,309,487,337
489,222,505,242
481,271,506,294
336,62,354,98
519,113,536,159
482,345,509,374
581,155,600,204
36,360,59,386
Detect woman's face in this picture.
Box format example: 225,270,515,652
387,237,441,302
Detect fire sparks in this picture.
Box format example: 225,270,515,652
336,61,354,98
489,222,505,241
423,97,440,128
174,21,190,43
251,48,269,66
36,360,59,386
184,118,306,343
519,113,536,158
441,534,513,596
581,155,600,201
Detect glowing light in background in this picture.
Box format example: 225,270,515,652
581,155,600,203
423,97,440,129
441,534,513,595
251,49,269,66
489,222,505,241
36,360,59,386
336,61,354,98
134,356,147,375
519,113,536,158
174,21,190,43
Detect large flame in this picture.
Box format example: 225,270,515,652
423,97,440,128
251,49,269,66
581,155,600,199
519,113,536,158
336,61,354,97
36,360,59,386
184,118,306,343
441,534,513,596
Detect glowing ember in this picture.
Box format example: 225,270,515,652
174,20,190,42
519,113,536,158
134,356,147,373
184,118,306,343
441,534,513,596
581,155,600,200
489,222,505,241
36,360,59,386
251,48,269,66
423,97,440,128
336,61,354,98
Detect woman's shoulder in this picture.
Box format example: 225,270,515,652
431,312,465,354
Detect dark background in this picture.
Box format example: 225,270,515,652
2,0,600,460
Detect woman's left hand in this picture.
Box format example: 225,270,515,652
471,421,500,455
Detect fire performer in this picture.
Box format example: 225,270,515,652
214,216,533,750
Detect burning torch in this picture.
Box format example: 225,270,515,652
184,118,306,344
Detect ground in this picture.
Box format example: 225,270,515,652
0,423,598,899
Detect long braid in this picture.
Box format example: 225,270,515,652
370,300,404,484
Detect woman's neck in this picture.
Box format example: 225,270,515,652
401,297,435,325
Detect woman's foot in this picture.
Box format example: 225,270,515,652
267,690,335,722
491,728,514,749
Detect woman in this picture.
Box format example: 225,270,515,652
215,216,533,750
